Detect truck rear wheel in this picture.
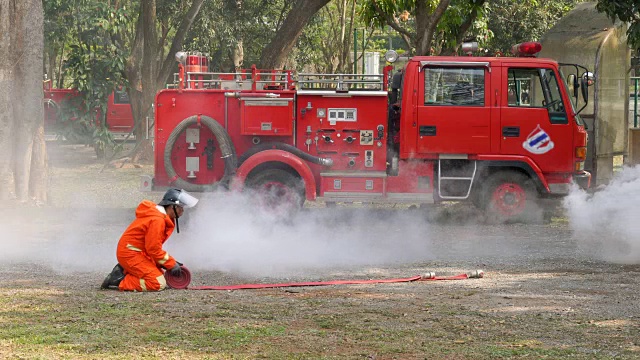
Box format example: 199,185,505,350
246,169,305,212
481,171,542,224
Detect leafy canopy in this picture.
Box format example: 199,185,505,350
596,0,640,49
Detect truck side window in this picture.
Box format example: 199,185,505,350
424,67,484,106
507,68,537,107
507,68,567,124
114,90,130,104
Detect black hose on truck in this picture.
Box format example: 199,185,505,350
164,115,237,192
238,142,333,167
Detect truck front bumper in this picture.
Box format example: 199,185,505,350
573,171,591,190
548,171,592,195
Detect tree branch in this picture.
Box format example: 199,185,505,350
371,0,412,40
156,0,206,89
416,0,452,55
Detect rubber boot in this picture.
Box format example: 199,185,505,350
100,264,125,290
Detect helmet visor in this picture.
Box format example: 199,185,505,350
177,190,199,208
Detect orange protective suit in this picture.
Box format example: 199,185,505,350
116,200,178,291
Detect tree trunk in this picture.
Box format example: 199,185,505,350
128,0,206,164
130,0,159,163
259,0,331,69
0,0,15,201
415,0,452,56
0,0,46,203
232,39,244,71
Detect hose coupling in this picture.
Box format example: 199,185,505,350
421,272,436,279
319,158,334,166
467,270,484,279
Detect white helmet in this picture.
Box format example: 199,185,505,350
158,188,199,208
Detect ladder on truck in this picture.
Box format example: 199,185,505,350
169,69,386,92
169,69,296,90
437,157,477,200
297,73,385,91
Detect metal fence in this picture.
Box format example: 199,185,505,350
632,77,639,128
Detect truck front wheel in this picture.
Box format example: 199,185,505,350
481,171,542,224
246,169,305,213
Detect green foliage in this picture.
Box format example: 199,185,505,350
360,0,416,30
434,0,491,54
596,0,640,50
486,0,584,54
186,0,293,71
359,0,492,55
46,0,133,155
294,0,375,73
43,0,76,87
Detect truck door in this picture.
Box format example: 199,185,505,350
107,89,134,133
500,66,572,173
416,63,491,154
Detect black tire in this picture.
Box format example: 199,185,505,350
246,169,305,211
480,171,542,224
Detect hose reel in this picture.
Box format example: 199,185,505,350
164,115,238,192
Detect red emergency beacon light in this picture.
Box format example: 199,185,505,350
186,53,209,73
175,51,209,89
510,42,542,57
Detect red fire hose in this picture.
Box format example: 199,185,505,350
164,266,484,291
164,266,192,289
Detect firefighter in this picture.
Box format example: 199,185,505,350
100,188,199,291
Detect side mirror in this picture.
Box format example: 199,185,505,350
580,71,594,103
567,74,578,98
582,71,595,86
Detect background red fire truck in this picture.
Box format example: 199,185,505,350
43,80,135,141
144,44,593,222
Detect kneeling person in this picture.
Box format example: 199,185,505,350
101,188,198,291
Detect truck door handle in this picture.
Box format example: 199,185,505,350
419,125,436,136
502,126,520,137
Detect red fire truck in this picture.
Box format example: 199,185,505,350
43,80,135,140
144,44,592,222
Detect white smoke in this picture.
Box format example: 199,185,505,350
167,191,436,277
564,165,640,264
0,205,124,273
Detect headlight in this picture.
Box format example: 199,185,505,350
384,50,399,63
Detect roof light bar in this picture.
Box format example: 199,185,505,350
510,42,542,57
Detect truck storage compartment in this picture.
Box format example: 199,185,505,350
240,97,293,136
320,171,386,200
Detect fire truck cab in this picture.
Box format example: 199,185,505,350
147,44,592,222
43,80,134,140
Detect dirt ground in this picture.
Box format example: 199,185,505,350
0,141,639,359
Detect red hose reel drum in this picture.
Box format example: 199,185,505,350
164,265,192,289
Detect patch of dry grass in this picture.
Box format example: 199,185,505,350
0,278,638,359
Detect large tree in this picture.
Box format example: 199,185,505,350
125,0,206,162
360,0,487,56
258,0,331,69
0,0,47,203
43,0,206,162
486,0,585,54
295,0,363,73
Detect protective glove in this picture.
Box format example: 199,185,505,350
170,262,183,277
